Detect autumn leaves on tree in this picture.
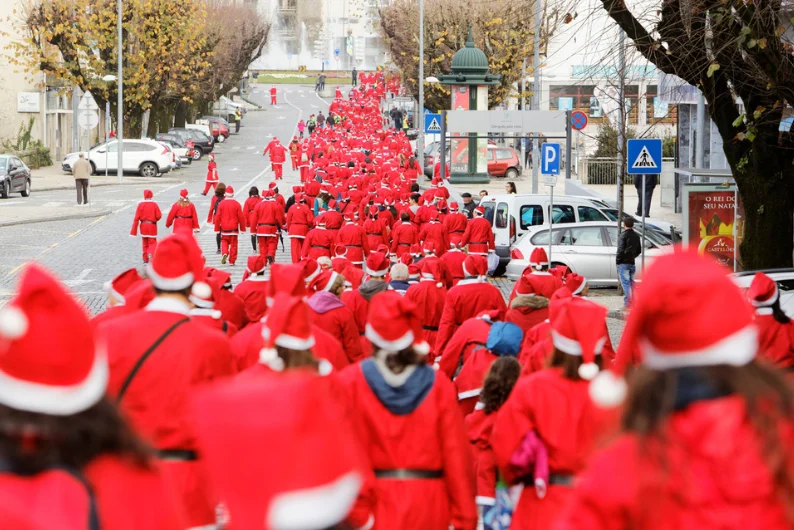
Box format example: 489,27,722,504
6,0,269,138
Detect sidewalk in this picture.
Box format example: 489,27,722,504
0,206,111,227
32,165,181,191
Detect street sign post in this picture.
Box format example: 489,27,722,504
424,113,442,134
541,143,562,264
627,138,663,270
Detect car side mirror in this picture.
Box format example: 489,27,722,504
97,149,106,153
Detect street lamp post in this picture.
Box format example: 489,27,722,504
101,75,117,179
417,0,425,173
117,0,123,183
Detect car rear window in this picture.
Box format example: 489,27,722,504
530,227,564,245
496,149,513,160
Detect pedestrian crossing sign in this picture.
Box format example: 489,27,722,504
627,138,662,174
424,113,442,134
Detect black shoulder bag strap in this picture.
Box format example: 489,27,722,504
222,321,228,334
116,318,190,403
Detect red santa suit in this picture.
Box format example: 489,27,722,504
435,311,501,375
508,271,564,302
202,157,218,195
242,195,262,234
748,273,794,370
233,256,270,324
269,85,277,104
130,192,161,263
251,195,285,262
263,139,288,179
165,196,199,235
391,220,420,258
302,223,336,260
213,189,246,265
440,247,467,286
286,201,314,263
419,218,450,258
336,219,371,266
444,209,469,247
405,275,447,360
505,275,550,333
298,146,311,182
307,273,365,363
363,215,390,252
465,407,499,508
459,214,495,256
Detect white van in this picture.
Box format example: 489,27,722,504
478,194,612,271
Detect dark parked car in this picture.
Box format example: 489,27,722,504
0,155,31,198
168,128,214,160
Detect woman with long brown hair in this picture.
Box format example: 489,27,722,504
555,251,794,530
491,296,620,530
0,264,178,528
165,188,199,235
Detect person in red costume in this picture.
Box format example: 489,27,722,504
391,211,420,259
307,269,365,363
508,248,564,303
459,206,495,256
747,272,794,370
202,153,218,195
269,84,277,105
363,205,390,252
444,201,469,248
418,211,450,258
250,190,285,264
336,212,370,267
434,309,504,374
205,268,250,331
188,275,238,337
213,186,247,266
505,273,550,333
337,291,478,530
302,217,336,260
0,264,181,530
342,252,392,354
233,255,270,324
130,189,161,264
555,250,794,530
285,193,314,263
441,242,468,286
405,259,448,360
165,189,200,235
263,137,287,180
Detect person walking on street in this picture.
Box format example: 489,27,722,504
616,217,641,310
202,154,218,196
634,174,656,217
307,115,316,136
234,108,242,133
351,66,358,86
319,73,326,91
297,119,306,138
72,152,91,205
317,111,326,129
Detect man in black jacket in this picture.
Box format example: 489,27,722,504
616,216,642,309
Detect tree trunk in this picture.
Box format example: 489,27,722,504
158,104,173,133
173,101,187,128
146,103,161,138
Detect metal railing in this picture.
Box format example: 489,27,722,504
577,157,674,185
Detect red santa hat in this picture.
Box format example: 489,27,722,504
366,291,429,355
462,255,488,280
0,264,107,415
437,199,448,211
376,244,390,255
179,189,189,199
409,244,422,257
514,273,538,297
247,255,267,276
549,264,569,281
205,266,232,290
328,199,337,209
208,153,215,161
529,247,549,270
300,259,322,284
269,181,278,190
473,206,485,217
267,263,307,308
365,252,390,277
343,212,355,223
420,260,445,289
565,273,587,296
316,215,327,226
308,270,341,293
225,186,235,196
143,189,153,200
292,186,301,194
147,234,206,293
430,178,440,188
449,201,459,212
260,294,315,370
103,268,143,304
592,250,757,408
190,374,368,530
408,263,421,281
334,245,348,257
549,287,573,322
188,275,223,319
748,272,778,307
264,190,275,200
422,240,437,255
551,297,608,380
476,308,505,322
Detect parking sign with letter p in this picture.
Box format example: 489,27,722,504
541,144,560,175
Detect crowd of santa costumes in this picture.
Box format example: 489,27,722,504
4,72,794,530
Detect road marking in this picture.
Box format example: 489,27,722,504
310,104,319,108
232,146,241,150
0,201,23,207
104,201,125,208
63,268,94,287
231,168,239,171
41,202,65,208
246,146,256,150
156,183,183,195
276,116,286,120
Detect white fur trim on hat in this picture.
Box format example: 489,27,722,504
267,471,363,530
188,295,214,309
189,308,222,320
0,346,108,416
0,306,29,340
750,287,779,307
365,265,390,278
323,272,340,292
551,330,606,357
571,278,588,296
275,333,316,351
146,264,194,291
365,323,414,352
642,324,757,370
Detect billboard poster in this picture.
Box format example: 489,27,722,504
683,184,745,270
451,86,470,173
476,86,489,173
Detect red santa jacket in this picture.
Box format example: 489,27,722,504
391,221,420,256
130,200,161,238
230,319,349,372
755,310,794,370
341,280,391,354
436,315,496,376
422,255,454,289
336,223,371,265
286,203,314,238
441,250,467,285
504,294,550,333
307,291,365,363
454,347,508,416
233,276,269,324
0,455,181,530
214,198,246,235
250,200,285,236
189,309,238,337
242,196,261,228
302,227,336,260
444,212,469,245
206,160,218,182
460,218,495,255
321,209,344,234
337,361,478,530
165,201,199,235
363,217,389,251
491,369,620,530
465,407,499,506
419,222,450,257
98,298,235,527
553,396,792,530
405,280,447,359
264,142,287,163
509,271,564,302
215,288,249,331
435,281,507,356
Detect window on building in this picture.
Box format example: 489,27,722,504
645,84,677,125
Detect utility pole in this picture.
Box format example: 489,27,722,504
117,0,124,183
531,0,541,194
695,93,706,168
417,0,425,172
521,58,526,175
616,29,626,234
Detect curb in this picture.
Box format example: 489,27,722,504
0,209,113,227
34,178,182,192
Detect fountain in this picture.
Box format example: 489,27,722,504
250,0,314,71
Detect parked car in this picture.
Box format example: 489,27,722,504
479,193,613,273
598,207,678,238
733,269,794,317
199,116,231,140
62,139,172,178
188,122,225,144
423,141,449,177
154,133,194,164
158,142,181,171
505,221,672,285
486,144,521,179
168,128,214,160
0,155,31,198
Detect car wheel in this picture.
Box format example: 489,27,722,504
140,162,159,178
217,135,225,143
505,167,519,180
90,162,97,176
21,179,31,197
0,181,7,199
492,261,508,277
192,149,202,161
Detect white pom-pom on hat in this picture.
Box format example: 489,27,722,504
414,341,430,356
578,362,599,381
436,282,443,288
191,281,212,299
103,281,112,291
318,359,333,376
0,306,28,340
589,369,628,408
212,310,222,320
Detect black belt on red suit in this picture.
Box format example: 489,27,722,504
258,223,277,227
452,230,465,234
158,449,198,461
175,216,191,219
367,233,381,237
374,469,443,480
312,245,330,249
347,244,362,248
141,220,156,224
547,474,575,487
398,242,411,246
423,325,439,331
470,241,487,245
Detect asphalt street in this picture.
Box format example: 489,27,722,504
0,84,329,313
